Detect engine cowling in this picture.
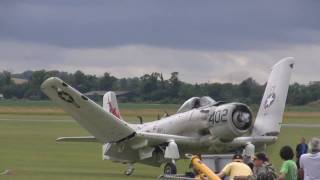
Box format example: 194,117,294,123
208,103,253,142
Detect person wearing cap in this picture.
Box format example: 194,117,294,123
218,154,253,180
278,146,298,180
299,138,320,180
252,153,277,180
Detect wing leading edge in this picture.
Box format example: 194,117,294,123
56,136,98,142
41,77,136,144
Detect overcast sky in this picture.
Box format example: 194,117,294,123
1,0,320,84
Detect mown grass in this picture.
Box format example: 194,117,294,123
0,113,194,180
0,100,319,179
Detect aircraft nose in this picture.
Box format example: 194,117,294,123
232,110,252,130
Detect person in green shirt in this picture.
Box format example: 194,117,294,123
278,146,298,180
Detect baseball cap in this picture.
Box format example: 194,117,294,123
233,154,243,162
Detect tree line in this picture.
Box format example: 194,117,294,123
0,70,319,105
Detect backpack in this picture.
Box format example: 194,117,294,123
256,163,277,180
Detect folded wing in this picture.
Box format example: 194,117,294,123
41,77,136,144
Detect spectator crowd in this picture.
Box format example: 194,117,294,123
216,137,320,180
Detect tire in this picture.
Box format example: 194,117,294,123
124,168,134,176
163,162,177,175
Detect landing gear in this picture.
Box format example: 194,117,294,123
163,162,177,175
124,164,135,176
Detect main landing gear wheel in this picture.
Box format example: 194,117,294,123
164,162,177,175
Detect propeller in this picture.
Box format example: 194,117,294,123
232,111,252,130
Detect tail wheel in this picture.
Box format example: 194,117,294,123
164,162,177,175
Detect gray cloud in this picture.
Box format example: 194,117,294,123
1,41,319,84
1,0,320,50
0,1,319,84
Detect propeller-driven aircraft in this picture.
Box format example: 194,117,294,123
41,57,294,175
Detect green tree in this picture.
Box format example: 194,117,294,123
168,72,181,98
98,72,117,90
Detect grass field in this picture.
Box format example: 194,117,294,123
0,100,319,179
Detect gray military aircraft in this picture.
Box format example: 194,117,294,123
41,57,294,175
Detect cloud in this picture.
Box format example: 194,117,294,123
0,0,320,50
0,40,319,84
0,1,319,84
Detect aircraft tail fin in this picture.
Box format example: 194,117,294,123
103,91,122,120
252,57,294,136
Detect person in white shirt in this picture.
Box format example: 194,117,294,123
243,142,255,163
299,138,320,180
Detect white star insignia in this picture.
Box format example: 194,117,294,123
264,93,276,109
266,96,274,107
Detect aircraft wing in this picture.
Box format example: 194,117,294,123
128,132,201,150
231,136,278,145
41,77,136,144
55,133,202,148
130,133,278,149
56,136,98,142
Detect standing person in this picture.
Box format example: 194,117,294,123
218,154,253,180
278,146,298,180
296,137,309,168
299,138,320,180
252,153,277,180
243,142,255,169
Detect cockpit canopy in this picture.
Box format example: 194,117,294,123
177,96,216,113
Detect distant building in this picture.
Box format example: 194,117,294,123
84,91,107,97
309,81,320,86
11,78,28,85
84,90,131,102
